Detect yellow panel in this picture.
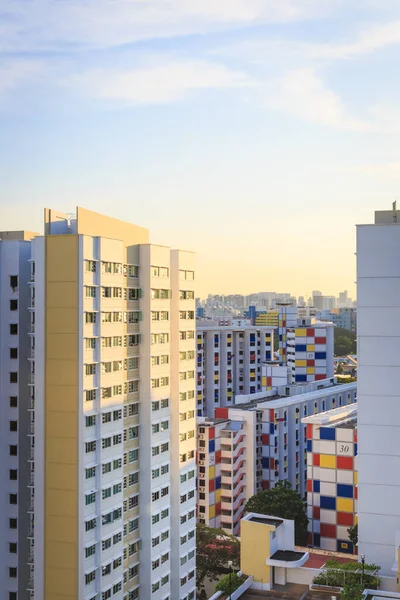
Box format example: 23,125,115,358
262,376,267,387
296,328,307,337
45,235,78,600
282,334,286,342
320,454,336,469
337,497,354,513
354,471,358,485
307,344,315,352
241,519,273,584
209,505,215,519
209,466,215,479
215,489,221,502
296,360,306,367
307,367,315,374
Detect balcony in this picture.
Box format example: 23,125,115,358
28,421,35,436
28,397,34,411
28,472,34,487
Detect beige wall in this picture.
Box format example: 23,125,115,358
77,207,149,245
45,235,79,600
240,519,273,585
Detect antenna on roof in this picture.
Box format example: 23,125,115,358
393,200,397,223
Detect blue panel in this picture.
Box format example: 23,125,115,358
315,352,327,360
337,540,353,554
337,484,353,498
215,476,221,490
320,427,336,440
313,533,320,547
295,344,307,352
270,423,275,434
320,496,336,510
250,333,256,342
354,443,358,456
306,440,312,453
313,480,320,493
265,352,271,360
209,440,215,453
262,457,269,469
295,374,307,382
279,334,282,341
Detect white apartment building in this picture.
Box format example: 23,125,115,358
196,381,357,535
1,207,196,600
0,231,37,600
357,206,400,575
196,325,274,417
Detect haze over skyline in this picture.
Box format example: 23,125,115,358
2,1,400,297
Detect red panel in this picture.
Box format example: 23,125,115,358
320,523,336,539
308,532,313,546
215,450,221,464
307,360,315,367
307,479,312,492
267,377,272,387
307,424,313,440
313,506,320,520
337,512,354,526
270,458,275,469
208,427,215,440
209,479,215,492
262,434,270,445
337,456,354,470
354,429,358,443
262,480,270,490
355,486,358,499
269,409,275,422
315,374,326,381
215,408,229,419
313,453,320,466
215,502,221,516
307,328,315,336
315,337,326,344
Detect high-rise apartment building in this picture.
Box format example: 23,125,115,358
286,321,334,384
1,207,196,600
196,326,274,417
196,381,357,535
0,231,38,600
357,206,400,575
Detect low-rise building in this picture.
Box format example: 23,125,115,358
302,405,358,554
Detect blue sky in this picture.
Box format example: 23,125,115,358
2,0,400,298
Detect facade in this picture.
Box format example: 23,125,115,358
0,231,37,600
286,321,335,384
357,206,400,575
303,406,358,554
255,310,279,328
196,382,357,535
196,325,274,417
1,208,196,600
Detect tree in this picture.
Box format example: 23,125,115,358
244,481,308,545
347,523,358,547
335,335,353,356
313,559,380,589
341,582,364,600
216,572,244,594
334,327,356,355
196,524,240,593
336,362,344,374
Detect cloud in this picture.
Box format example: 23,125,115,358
0,0,338,52
348,162,400,178
261,68,371,131
63,60,252,104
0,60,43,101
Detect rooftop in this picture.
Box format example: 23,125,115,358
248,516,283,527
270,550,306,562
302,404,357,428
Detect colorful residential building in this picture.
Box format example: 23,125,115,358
278,304,297,363
196,326,274,417
286,320,335,384
196,381,357,535
255,310,279,327
302,405,358,554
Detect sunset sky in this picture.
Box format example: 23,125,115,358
2,1,400,298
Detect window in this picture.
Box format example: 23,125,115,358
161,442,169,453
9,493,17,504
9,518,17,529
85,492,96,506
161,508,169,519
126,288,141,301
86,466,96,479
85,518,97,532
85,286,96,298
10,324,18,335
151,266,169,278
85,389,96,402
9,542,17,554
85,415,96,427
10,372,18,383
85,441,96,453
9,470,17,480
151,289,171,300
10,421,17,432
102,488,112,500
85,363,96,375
85,544,96,558
9,348,18,359
85,312,97,324
9,396,17,407
180,290,195,300
10,299,18,311
161,530,169,541
9,445,17,456
9,567,17,578
85,338,96,349
161,398,169,409
85,260,97,272
85,570,96,585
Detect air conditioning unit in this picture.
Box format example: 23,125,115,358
198,460,205,466
199,473,205,479
198,434,204,440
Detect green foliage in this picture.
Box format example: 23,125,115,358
334,327,356,356
336,362,344,374
216,572,244,594
244,481,308,546
196,524,240,592
313,559,380,590
341,582,364,600
347,523,358,547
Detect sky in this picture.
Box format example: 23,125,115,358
2,1,400,299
